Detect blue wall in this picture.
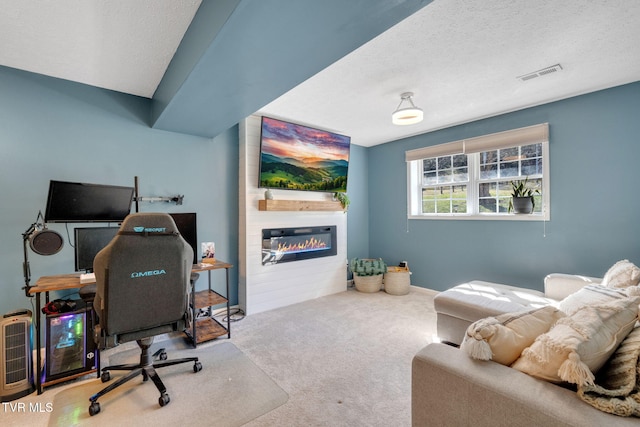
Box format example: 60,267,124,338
2,62,638,318
346,144,369,265
0,66,239,317
367,82,640,292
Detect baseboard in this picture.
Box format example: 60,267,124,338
409,285,439,296
346,281,436,295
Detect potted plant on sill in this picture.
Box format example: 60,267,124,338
349,258,387,293
508,177,540,214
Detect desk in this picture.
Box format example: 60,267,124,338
29,260,233,394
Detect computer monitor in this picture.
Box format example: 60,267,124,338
45,180,134,223
169,213,197,265
74,227,119,272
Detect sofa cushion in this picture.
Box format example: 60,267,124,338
601,260,640,289
435,280,560,346
460,306,565,365
434,281,555,321
512,296,640,386
558,285,629,316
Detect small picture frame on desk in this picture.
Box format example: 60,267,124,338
201,242,215,264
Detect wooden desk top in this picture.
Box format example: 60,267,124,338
29,260,233,294
191,260,233,272
29,273,88,294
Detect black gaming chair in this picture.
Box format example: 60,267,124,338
88,212,202,416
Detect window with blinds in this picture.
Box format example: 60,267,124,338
406,123,550,220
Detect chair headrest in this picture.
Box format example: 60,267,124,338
119,213,179,234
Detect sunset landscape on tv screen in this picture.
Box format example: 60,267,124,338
259,117,350,192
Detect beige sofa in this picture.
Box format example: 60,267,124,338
412,342,638,426
414,273,639,426
433,274,602,346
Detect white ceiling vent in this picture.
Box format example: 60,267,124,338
517,64,563,82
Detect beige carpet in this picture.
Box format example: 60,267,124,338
47,342,288,427
232,287,437,426
4,287,436,427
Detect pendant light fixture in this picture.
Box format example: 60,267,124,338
392,92,423,125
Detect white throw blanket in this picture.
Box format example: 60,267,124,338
578,326,640,417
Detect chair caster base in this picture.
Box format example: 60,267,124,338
159,393,170,407
89,401,100,416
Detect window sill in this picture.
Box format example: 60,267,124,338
408,213,549,221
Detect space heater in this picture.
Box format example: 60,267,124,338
0,309,34,402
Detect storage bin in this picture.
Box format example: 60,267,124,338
354,274,383,293
384,266,411,295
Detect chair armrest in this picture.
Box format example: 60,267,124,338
543,273,602,301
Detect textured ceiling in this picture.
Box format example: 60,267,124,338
259,0,640,146
0,0,639,147
0,0,201,98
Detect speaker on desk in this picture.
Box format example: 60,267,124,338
0,309,35,402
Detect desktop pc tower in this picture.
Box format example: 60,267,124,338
44,301,97,384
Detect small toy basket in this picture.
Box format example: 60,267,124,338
384,266,411,295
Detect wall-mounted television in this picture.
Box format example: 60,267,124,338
258,116,350,192
44,180,134,223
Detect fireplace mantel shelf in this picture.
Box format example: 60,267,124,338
258,199,344,212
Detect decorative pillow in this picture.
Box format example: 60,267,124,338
512,296,640,386
576,326,640,416
460,306,565,366
586,325,640,393
601,260,640,289
558,285,629,316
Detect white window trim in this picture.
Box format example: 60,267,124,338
406,124,550,221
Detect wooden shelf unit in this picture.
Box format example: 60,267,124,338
194,288,227,307
185,261,233,347
258,199,343,211
192,316,229,344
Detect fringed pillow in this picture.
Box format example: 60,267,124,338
558,285,629,316
512,296,640,386
601,260,640,289
461,306,564,366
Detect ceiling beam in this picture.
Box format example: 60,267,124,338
151,0,432,138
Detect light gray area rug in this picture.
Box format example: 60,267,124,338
47,341,288,427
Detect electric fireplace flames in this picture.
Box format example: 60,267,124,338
262,226,337,265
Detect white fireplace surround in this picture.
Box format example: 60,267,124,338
238,115,348,315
